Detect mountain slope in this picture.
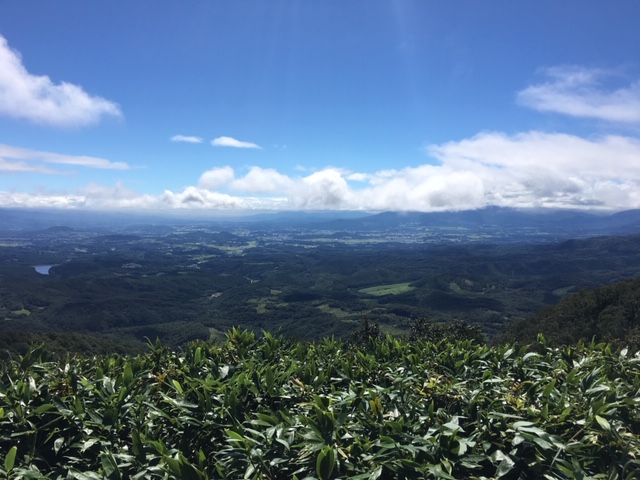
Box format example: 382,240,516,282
499,276,640,348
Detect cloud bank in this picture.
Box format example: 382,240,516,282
0,35,122,127
517,66,640,123
4,130,640,212
211,136,262,149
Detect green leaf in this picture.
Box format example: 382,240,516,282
34,403,55,414
164,455,182,477
179,455,204,480
172,379,184,394
532,436,553,450
540,403,549,420
54,437,64,454
542,378,556,397
100,451,121,480
369,466,383,480
198,449,206,470
4,446,17,473
495,456,515,477
316,446,335,480
80,438,99,453
68,470,104,480
131,431,145,462
595,414,611,432
123,362,134,387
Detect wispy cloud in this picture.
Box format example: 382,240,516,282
171,135,203,143
0,158,61,174
211,136,262,149
0,35,122,127
517,66,640,123
0,144,130,171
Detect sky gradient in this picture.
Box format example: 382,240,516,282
1,2,639,213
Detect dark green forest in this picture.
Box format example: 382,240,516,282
500,277,640,350
3,225,640,358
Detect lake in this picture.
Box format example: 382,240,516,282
33,265,54,275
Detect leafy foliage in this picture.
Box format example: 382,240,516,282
2,331,640,478
409,318,486,344
347,317,383,347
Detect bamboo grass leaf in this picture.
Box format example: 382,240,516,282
4,446,17,473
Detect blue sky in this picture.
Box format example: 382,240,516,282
1,1,639,213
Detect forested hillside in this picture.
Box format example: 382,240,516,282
500,277,640,349
4,221,640,357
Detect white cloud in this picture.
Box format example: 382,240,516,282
0,182,282,211
78,181,138,200
0,35,122,127
0,144,130,171
0,157,61,174
4,130,640,212
198,166,235,190
427,131,640,209
161,187,247,209
171,135,203,143
346,172,369,182
360,166,486,212
517,66,640,123
290,169,354,209
0,191,86,209
230,167,294,193
211,136,262,149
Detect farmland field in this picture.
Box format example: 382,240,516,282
358,282,415,296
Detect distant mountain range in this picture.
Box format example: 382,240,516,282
309,207,640,235
2,207,640,238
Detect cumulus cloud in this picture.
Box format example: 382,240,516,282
191,132,640,211
5,131,640,212
198,166,235,190
290,169,353,209
0,35,122,127
161,187,248,209
230,167,294,193
359,167,486,212
211,136,262,149
0,144,130,171
517,66,640,123
5,128,640,212
427,131,640,209
171,135,203,143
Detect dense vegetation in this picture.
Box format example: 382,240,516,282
1,331,639,479
501,277,640,350
4,223,640,356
